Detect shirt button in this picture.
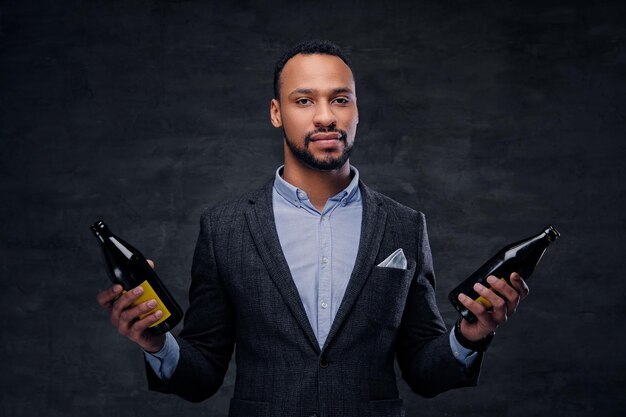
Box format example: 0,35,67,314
320,301,328,309
321,257,328,264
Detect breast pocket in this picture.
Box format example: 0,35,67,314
366,260,416,329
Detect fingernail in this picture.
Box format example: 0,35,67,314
113,286,122,293
133,286,144,295
473,283,484,291
147,299,157,308
486,276,497,284
458,294,467,301
154,310,163,318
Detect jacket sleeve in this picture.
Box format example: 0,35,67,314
145,208,236,402
396,212,483,398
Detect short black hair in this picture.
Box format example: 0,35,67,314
273,40,353,99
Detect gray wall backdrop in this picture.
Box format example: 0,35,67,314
2,1,625,416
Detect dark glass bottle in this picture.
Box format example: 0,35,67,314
449,225,560,323
90,220,183,335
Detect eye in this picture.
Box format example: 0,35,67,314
333,97,350,105
295,98,312,105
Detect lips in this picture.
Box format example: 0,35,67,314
310,132,342,142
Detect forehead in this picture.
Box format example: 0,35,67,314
280,53,355,96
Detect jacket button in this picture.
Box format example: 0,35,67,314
320,357,329,368
308,414,319,417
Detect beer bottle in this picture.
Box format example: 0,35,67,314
90,220,183,335
449,225,560,323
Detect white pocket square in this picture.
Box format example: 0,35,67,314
377,248,407,270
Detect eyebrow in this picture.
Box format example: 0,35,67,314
288,87,354,98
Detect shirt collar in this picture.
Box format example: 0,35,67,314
273,165,361,209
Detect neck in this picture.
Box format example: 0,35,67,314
282,154,352,212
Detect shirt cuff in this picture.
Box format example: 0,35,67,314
449,328,479,368
143,332,180,380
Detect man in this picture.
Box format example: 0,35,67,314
97,40,529,417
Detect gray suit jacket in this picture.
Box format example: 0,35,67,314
147,179,483,417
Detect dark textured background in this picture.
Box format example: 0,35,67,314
1,1,625,416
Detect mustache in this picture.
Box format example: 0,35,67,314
303,127,348,146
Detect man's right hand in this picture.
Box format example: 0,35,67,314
96,259,166,353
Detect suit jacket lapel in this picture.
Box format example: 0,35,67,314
322,181,387,351
244,181,321,354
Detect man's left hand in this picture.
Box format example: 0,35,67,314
457,272,530,341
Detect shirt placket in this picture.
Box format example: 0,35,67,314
317,206,333,346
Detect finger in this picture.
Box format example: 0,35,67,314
458,293,493,324
458,293,498,336
118,298,159,335
473,282,507,325
510,272,530,300
486,275,518,301
147,259,155,269
110,285,144,327
486,275,520,314
128,310,164,341
96,285,123,311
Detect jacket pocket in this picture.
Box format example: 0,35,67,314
229,398,271,417
368,398,405,417
367,260,416,329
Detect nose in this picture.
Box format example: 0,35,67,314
312,102,337,128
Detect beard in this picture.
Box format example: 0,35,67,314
283,127,354,171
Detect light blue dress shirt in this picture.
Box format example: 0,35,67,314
145,165,477,379
272,165,362,348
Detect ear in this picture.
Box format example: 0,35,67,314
270,99,282,128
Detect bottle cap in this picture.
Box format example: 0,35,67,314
545,225,560,241
90,220,106,234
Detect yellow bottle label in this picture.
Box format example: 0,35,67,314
474,295,493,309
125,280,172,327
473,277,507,310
